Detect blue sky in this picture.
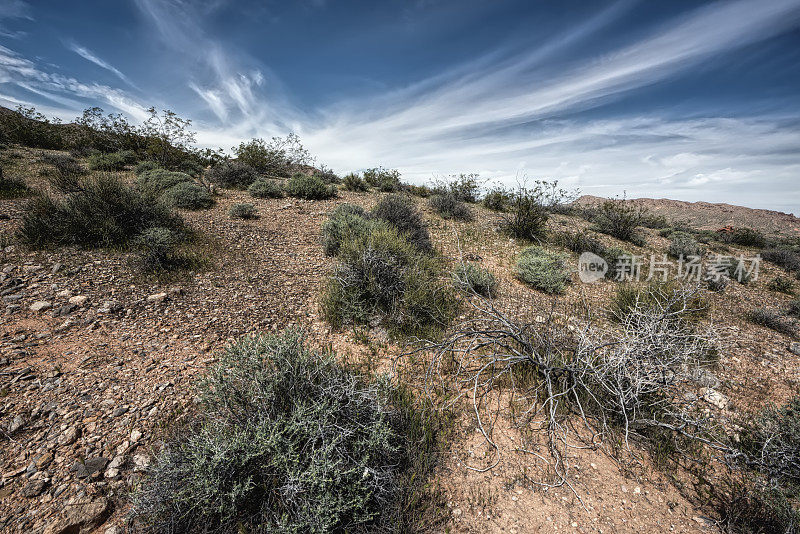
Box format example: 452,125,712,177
1,0,799,213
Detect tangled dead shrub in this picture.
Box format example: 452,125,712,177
130,330,438,533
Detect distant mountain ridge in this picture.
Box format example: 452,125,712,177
574,195,800,237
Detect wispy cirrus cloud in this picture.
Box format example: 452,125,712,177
67,42,137,88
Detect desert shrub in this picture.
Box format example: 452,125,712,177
720,227,767,248
315,165,340,184
248,178,284,198
747,308,797,338
363,168,401,192
640,213,670,229
603,246,632,281
552,231,606,256
706,276,730,293
591,199,647,245
40,152,86,179
432,174,481,203
177,158,204,178
0,168,28,199
322,224,456,338
19,174,182,248
429,192,472,221
88,149,136,171
768,276,796,295
285,173,337,200
205,161,258,189
501,188,550,241
135,161,159,176
788,299,800,318
405,184,431,198
162,182,214,210
668,231,704,259
130,330,437,533
136,226,182,271
342,172,369,192
453,263,497,298
762,248,800,276
482,187,511,212
515,246,570,294
371,194,432,253
610,281,710,324
229,203,257,219
137,169,193,198
725,396,800,533
233,134,311,177
321,204,378,256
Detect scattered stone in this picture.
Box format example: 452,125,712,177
58,426,81,446
51,263,63,274
8,414,24,433
71,457,109,479
147,292,168,303
69,295,88,306
21,479,48,498
29,301,52,312
789,343,800,356
44,497,110,534
700,387,729,410
56,289,71,298
98,300,120,313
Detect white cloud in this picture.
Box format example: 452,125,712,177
68,42,137,88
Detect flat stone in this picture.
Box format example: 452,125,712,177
68,295,88,306
21,479,48,498
789,342,800,356
44,497,110,534
29,301,52,312
700,387,729,410
147,292,168,303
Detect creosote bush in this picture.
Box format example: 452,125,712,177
161,182,214,210
720,227,767,248
342,172,369,192
429,192,472,221
228,202,257,219
136,226,183,271
515,246,570,294
453,263,497,298
19,174,182,248
88,149,137,171
431,174,481,203
247,178,284,198
363,168,401,192
285,173,337,200
321,204,377,256
482,187,511,212
767,275,795,295
135,161,159,176
130,330,438,533
591,199,647,246
371,194,432,253
500,185,553,241
747,308,797,338
137,169,193,198
761,248,800,277
0,167,30,199
322,224,456,338
205,161,258,189
668,231,704,259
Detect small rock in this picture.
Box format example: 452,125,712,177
29,301,52,312
44,497,110,534
130,429,142,443
71,457,109,479
59,426,81,446
98,300,120,313
21,479,48,498
789,343,800,356
68,295,88,306
146,292,168,303
56,289,71,299
700,387,729,410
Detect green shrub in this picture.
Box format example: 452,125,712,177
727,396,800,533
746,308,796,338
762,248,800,276
0,168,29,199
136,226,182,271
453,263,497,297
482,187,511,212
405,184,432,198
500,188,549,241
130,330,436,533
135,161,159,176
321,204,377,256
285,173,337,200
205,161,258,189
515,246,570,294
162,182,214,210
591,199,647,245
363,168,401,192
40,152,86,179
610,281,710,324
315,165,340,184
720,227,767,248
429,192,473,221
229,203,257,219
552,231,605,256
322,224,456,338
248,178,284,198
668,231,704,259
342,172,369,192
88,149,137,171
432,174,481,203
371,194,432,252
232,135,311,177
19,174,182,248
137,169,193,198
768,276,796,295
